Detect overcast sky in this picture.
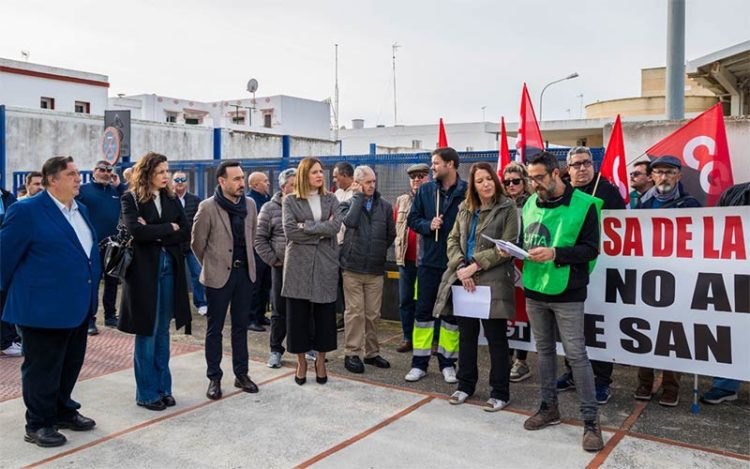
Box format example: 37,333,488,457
2,0,748,127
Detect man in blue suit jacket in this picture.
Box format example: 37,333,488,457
0,156,101,448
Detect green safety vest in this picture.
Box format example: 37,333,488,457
522,189,602,295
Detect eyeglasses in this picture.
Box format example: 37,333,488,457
529,174,549,184
173,177,187,183
96,166,113,172
409,173,428,180
651,168,678,177
503,178,523,187
568,160,593,170
629,171,646,178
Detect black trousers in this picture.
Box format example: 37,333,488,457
97,245,119,320
286,298,337,354
205,267,251,380
249,253,271,323
18,319,88,432
565,358,613,387
456,316,510,401
0,290,21,349
269,266,287,354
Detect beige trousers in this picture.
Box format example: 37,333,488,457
342,270,384,358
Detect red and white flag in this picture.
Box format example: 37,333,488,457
497,116,511,176
438,118,448,147
515,83,544,163
600,115,629,205
645,103,734,206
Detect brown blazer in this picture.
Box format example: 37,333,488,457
191,196,257,289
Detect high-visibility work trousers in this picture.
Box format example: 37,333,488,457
411,266,458,371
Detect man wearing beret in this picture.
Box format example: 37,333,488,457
634,155,700,406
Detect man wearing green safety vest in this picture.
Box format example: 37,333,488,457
518,151,604,452
404,147,467,383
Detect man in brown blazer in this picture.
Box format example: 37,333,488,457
191,160,259,400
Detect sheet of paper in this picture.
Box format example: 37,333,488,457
481,234,529,259
451,285,491,319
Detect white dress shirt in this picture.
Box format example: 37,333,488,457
49,192,94,258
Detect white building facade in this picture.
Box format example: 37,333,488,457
108,94,332,140
0,58,109,115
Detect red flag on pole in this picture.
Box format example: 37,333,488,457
600,115,629,205
497,116,511,176
438,118,448,147
645,103,734,206
515,83,544,163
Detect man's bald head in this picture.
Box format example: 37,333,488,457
248,171,270,195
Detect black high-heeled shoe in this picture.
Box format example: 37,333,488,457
315,358,328,384
295,362,307,386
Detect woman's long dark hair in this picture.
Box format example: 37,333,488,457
128,152,174,203
465,162,503,212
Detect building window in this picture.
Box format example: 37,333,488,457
165,113,178,123
74,101,90,114
263,113,272,128
184,117,200,125
232,114,245,125
40,97,55,110
411,139,422,149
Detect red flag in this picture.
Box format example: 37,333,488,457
497,116,511,176
600,115,629,204
438,118,448,147
515,83,544,163
645,103,734,206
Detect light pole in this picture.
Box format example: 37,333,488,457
481,106,486,122
539,72,579,121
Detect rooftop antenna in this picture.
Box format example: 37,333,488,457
334,44,340,141
577,93,584,118
227,79,257,126
20,50,30,61
392,42,401,126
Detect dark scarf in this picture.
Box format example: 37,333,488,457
214,185,247,245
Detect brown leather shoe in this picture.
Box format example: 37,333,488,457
396,340,413,353
523,402,561,430
582,418,604,452
633,384,653,401
659,387,680,407
206,379,222,400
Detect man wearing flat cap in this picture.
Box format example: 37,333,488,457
393,163,429,353
633,155,700,407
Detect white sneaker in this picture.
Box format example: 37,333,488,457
267,352,282,368
1,342,22,357
449,390,469,405
442,367,458,384
483,398,510,412
405,368,427,382
197,306,208,316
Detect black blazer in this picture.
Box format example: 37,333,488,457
181,192,202,252
118,190,191,336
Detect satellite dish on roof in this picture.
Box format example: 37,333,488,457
247,79,259,94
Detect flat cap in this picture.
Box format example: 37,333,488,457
649,155,682,170
406,163,430,174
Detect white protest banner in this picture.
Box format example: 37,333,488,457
506,206,750,381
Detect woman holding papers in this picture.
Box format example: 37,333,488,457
433,162,518,411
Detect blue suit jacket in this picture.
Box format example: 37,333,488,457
0,191,101,328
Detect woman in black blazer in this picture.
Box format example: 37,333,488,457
119,152,191,411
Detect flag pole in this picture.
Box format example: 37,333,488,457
591,171,603,196
435,191,440,241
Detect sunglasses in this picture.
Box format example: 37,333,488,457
568,160,593,170
173,177,187,183
96,166,113,172
503,178,523,187
409,173,428,180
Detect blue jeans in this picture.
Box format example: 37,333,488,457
712,377,740,392
526,298,597,421
134,252,174,404
185,251,207,308
398,262,418,341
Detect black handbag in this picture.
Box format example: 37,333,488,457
103,193,138,280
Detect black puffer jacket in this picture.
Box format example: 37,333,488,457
338,191,396,275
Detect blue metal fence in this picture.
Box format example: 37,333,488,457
11,147,604,200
